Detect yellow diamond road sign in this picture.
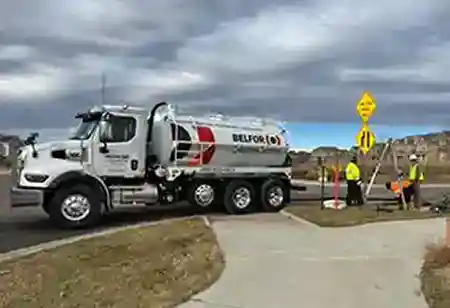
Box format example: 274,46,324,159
357,91,376,122
356,124,376,154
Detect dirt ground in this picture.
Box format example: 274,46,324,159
421,244,450,308
285,203,447,227
0,218,225,308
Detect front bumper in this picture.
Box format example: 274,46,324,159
11,186,42,207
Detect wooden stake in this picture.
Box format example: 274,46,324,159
366,139,391,197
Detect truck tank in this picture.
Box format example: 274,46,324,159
150,108,289,168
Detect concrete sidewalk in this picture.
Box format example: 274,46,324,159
180,214,444,308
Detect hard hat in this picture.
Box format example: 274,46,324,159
409,154,418,161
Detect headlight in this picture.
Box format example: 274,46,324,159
24,173,49,183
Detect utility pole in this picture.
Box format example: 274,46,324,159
101,73,106,105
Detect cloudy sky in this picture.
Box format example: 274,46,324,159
1,0,450,147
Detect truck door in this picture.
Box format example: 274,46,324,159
93,113,147,178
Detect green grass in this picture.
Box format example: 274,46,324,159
0,218,225,308
285,203,446,227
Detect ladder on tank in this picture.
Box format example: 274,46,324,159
171,115,212,167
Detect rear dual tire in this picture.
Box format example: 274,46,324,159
260,179,288,212
223,180,256,214
223,178,288,215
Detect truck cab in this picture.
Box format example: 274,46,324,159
18,105,149,188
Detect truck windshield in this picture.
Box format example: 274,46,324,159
69,120,99,140
69,111,102,140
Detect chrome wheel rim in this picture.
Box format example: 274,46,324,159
268,186,284,207
233,187,251,209
194,184,215,207
61,194,91,222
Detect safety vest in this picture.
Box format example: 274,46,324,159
409,164,424,181
390,180,412,195
345,162,360,180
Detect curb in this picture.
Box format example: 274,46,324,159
279,209,321,229
0,215,212,264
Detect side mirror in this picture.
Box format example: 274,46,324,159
99,121,111,143
98,120,111,153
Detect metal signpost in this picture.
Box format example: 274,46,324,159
317,157,325,209
332,163,342,209
356,91,377,203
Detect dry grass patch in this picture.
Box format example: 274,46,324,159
0,217,225,308
285,204,444,227
421,244,450,308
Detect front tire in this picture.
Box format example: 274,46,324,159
260,179,288,212
223,180,255,215
49,184,102,229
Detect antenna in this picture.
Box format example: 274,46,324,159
101,73,106,105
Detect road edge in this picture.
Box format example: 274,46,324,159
0,215,212,263
279,209,321,229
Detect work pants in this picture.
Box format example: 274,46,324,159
413,181,421,208
402,185,412,204
346,180,363,206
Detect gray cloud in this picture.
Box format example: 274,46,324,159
1,0,450,136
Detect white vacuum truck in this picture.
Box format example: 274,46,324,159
14,102,293,229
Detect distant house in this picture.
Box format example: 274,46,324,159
0,134,23,168
311,146,347,158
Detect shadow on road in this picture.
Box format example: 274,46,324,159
0,204,224,254
0,190,398,254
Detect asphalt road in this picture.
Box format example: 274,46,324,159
0,205,202,253
1,175,450,254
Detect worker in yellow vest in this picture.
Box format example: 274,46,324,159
405,154,424,208
345,156,363,206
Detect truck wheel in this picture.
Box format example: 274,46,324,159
223,180,255,214
49,184,102,229
188,182,216,211
260,179,288,212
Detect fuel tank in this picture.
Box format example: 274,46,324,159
151,111,289,167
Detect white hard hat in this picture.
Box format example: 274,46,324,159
409,154,418,161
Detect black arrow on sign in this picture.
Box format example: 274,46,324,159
360,131,371,150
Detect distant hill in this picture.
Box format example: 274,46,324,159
3,129,450,169
290,130,450,166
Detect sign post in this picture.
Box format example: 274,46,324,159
317,157,325,210
356,91,377,203
333,163,341,209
